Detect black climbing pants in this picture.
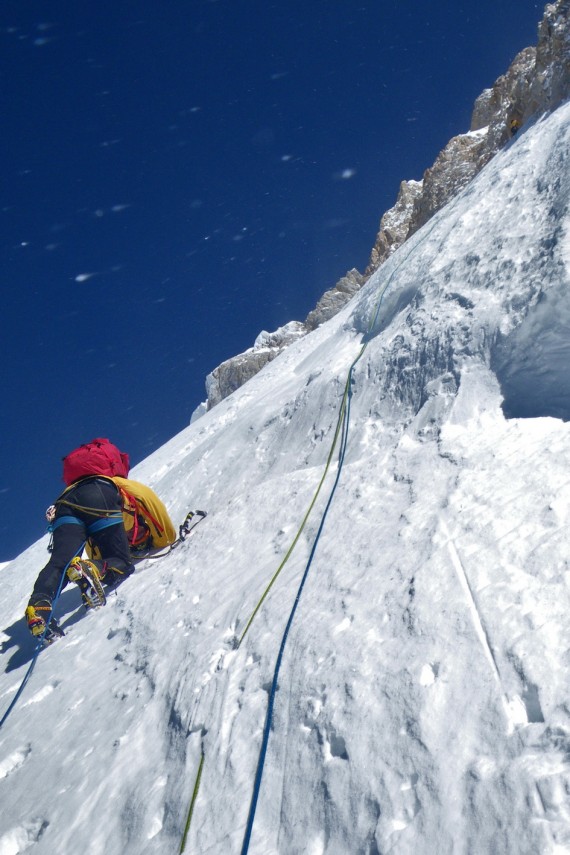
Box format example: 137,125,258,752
30,477,134,605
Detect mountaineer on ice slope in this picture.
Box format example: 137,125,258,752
25,438,176,641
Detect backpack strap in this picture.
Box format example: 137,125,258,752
118,486,165,544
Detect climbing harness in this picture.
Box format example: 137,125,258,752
47,495,124,553
47,512,123,550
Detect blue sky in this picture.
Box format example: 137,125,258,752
1,1,543,560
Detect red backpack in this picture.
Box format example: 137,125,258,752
62,438,130,486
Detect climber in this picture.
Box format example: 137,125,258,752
25,475,135,639
510,117,521,136
24,438,175,640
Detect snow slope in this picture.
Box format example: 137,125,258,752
1,102,570,855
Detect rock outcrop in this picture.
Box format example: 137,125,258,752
304,268,366,331
366,180,423,272
367,0,569,270
200,272,366,413
527,0,570,116
197,0,570,416
205,322,306,409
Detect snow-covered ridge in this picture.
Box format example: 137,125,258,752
1,92,570,854
198,0,570,416
368,0,570,269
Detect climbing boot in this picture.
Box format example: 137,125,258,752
25,598,63,642
102,560,135,588
67,558,107,609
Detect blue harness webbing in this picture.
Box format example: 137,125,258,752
50,514,123,535
87,516,123,534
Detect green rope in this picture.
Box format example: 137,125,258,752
178,215,443,848
235,261,408,649
179,751,205,853
237,337,384,649
237,361,359,647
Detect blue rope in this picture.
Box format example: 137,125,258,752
238,213,450,849
239,227,435,848
0,543,86,731
241,377,353,853
186,217,448,846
